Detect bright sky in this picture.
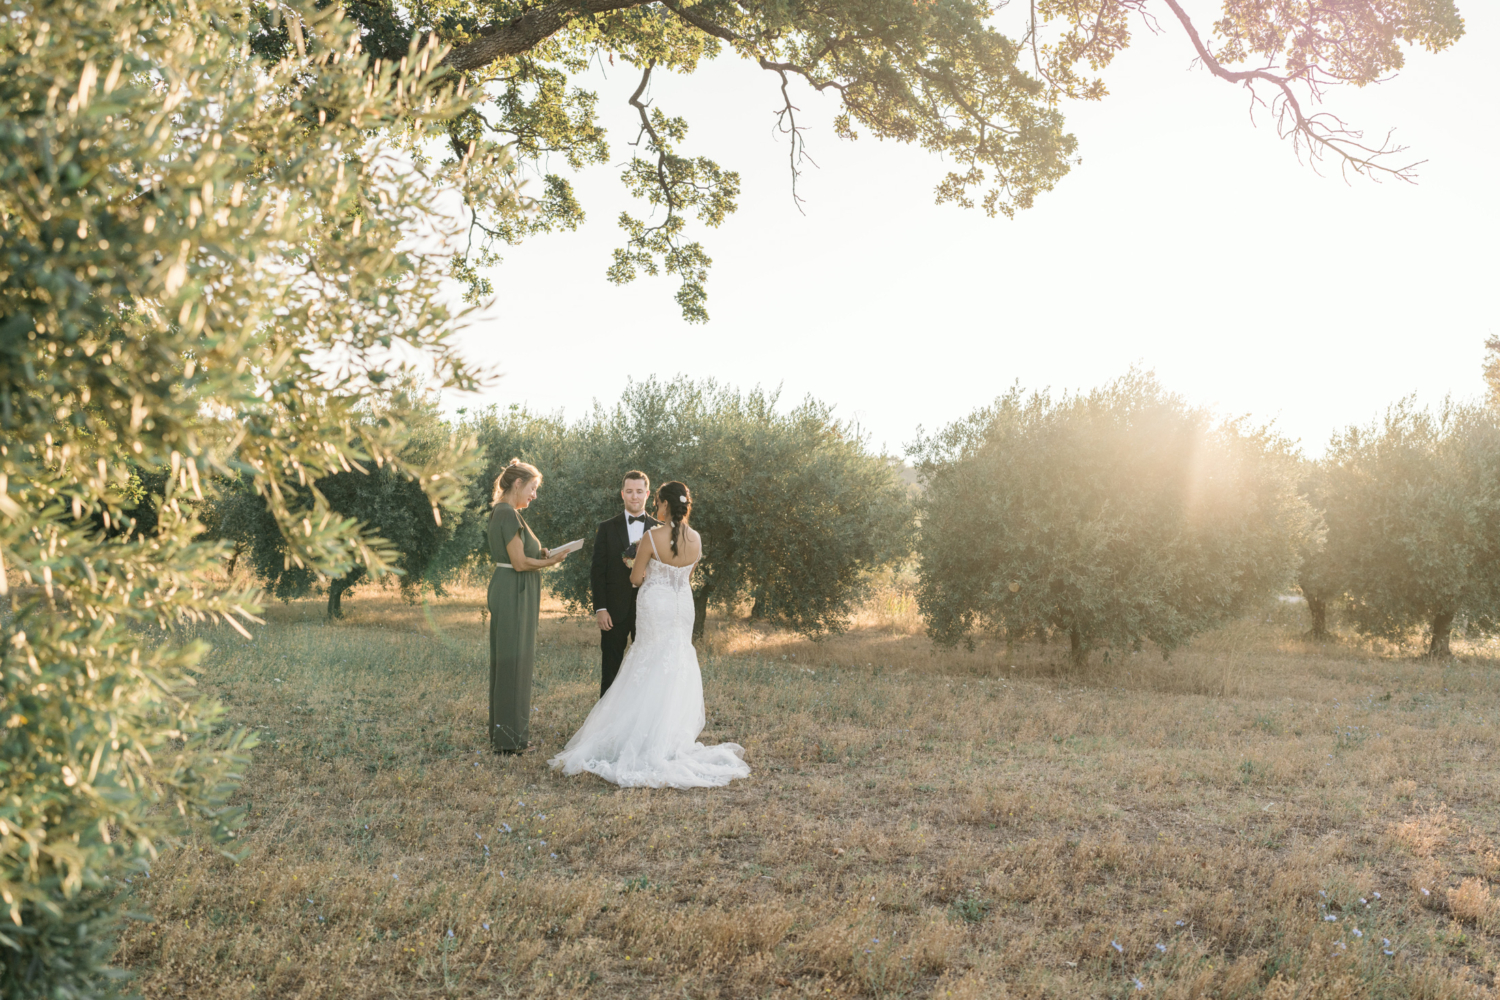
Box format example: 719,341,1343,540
449,0,1498,458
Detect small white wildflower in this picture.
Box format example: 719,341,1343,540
483,922,490,930
1352,929,1363,938
1175,920,1185,927
1156,943,1166,953
1111,940,1123,953
1382,938,1390,947
1373,892,1382,900
1421,888,1430,896
1324,915,1337,922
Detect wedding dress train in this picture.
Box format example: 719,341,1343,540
548,556,750,788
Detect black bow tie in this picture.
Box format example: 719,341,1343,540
627,514,648,525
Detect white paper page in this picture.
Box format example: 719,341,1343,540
548,538,584,557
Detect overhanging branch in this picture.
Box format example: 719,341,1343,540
439,0,653,72
1158,0,1421,182
628,61,677,217
659,0,847,207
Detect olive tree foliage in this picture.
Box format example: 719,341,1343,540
0,0,510,993
1484,336,1499,409
304,0,1466,322
1320,400,1500,658
222,388,478,617
912,374,1308,666
509,378,913,638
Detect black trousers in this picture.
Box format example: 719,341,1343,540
600,612,636,696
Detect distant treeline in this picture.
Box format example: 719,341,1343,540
130,371,1500,660
915,372,1500,663
187,376,914,639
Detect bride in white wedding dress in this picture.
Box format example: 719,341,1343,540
549,482,750,789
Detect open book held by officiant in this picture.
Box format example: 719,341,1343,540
546,538,584,559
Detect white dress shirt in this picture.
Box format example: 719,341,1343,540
625,509,648,544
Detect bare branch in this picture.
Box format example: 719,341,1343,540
659,0,844,210
1158,0,1422,182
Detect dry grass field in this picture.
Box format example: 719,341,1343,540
112,576,1500,999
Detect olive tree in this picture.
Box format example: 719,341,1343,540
225,388,478,617
0,1,507,992
1321,400,1500,657
912,373,1309,665
531,377,914,637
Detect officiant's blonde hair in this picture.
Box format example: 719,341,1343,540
492,459,541,505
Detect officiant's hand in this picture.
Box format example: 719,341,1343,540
541,548,571,567
596,609,613,631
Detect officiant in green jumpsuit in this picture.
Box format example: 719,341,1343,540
487,459,572,753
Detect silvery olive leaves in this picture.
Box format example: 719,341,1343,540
0,0,516,993
912,372,1311,664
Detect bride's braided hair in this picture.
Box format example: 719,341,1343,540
656,481,692,556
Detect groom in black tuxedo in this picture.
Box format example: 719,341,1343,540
591,471,660,696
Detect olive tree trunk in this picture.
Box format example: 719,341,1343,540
1427,610,1455,658
693,584,711,641
1307,596,1329,641
1068,627,1088,668
327,567,366,619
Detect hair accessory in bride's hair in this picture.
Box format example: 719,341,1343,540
679,495,687,503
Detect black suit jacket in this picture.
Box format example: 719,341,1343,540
591,512,661,616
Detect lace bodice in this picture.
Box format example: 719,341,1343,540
636,556,696,641
641,557,697,593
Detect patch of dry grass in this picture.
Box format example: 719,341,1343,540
114,582,1500,998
